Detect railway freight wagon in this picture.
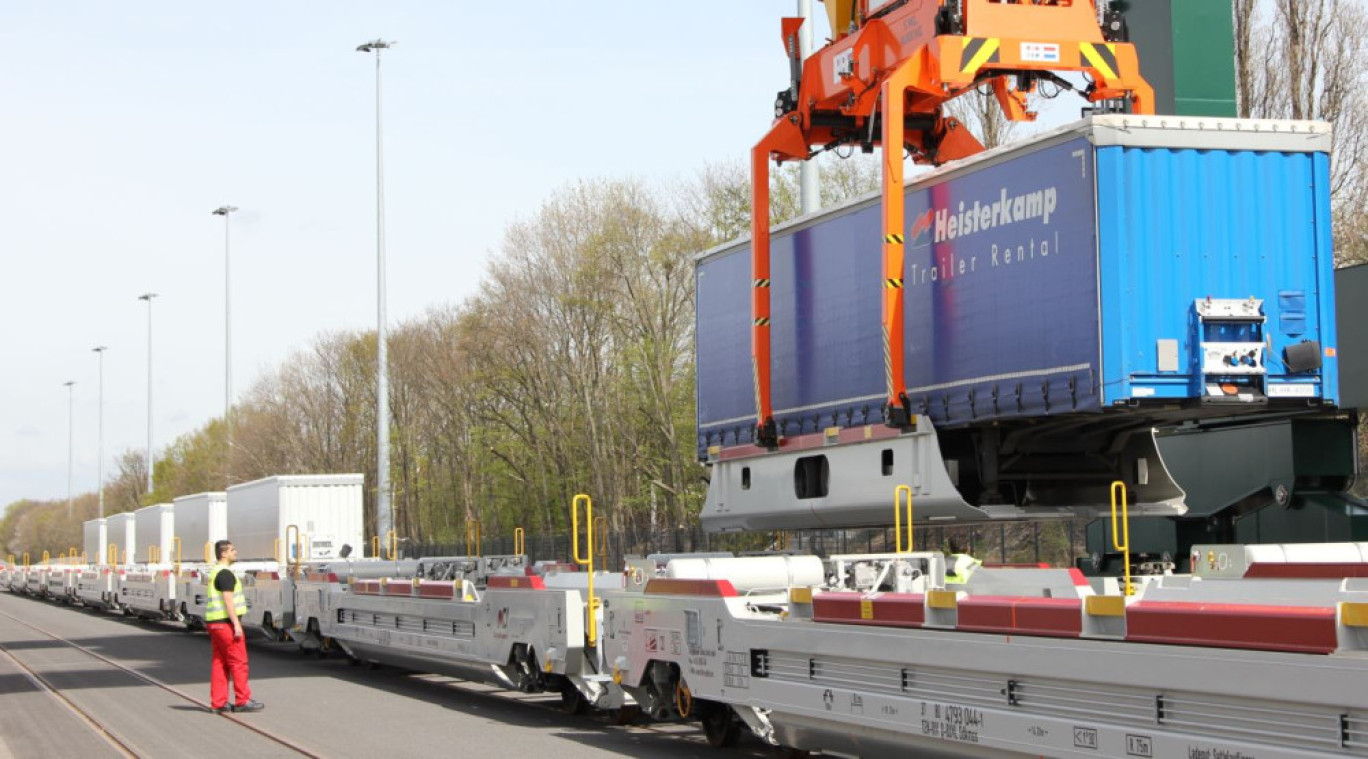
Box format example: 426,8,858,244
227,474,364,639
171,491,227,626
698,116,1338,530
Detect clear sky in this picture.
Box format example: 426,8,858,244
1,3,1094,509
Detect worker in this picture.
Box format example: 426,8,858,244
206,540,263,714
944,553,982,585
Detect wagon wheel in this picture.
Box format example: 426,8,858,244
698,701,740,749
560,681,587,715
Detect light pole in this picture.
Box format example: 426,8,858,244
138,293,157,494
92,346,107,518
63,380,75,519
357,38,396,545
211,205,238,447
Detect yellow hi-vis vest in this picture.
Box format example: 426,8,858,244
205,565,247,622
945,554,982,585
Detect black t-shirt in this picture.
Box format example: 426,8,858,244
213,567,237,592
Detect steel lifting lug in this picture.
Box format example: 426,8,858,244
755,417,780,449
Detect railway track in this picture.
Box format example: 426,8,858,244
0,597,757,758
0,606,323,758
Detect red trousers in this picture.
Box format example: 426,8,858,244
208,623,251,708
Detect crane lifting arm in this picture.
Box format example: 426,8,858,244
750,0,1154,448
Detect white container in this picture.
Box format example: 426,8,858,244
173,492,227,564
83,518,108,565
106,513,136,566
134,503,175,564
226,474,364,562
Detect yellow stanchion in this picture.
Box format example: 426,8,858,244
513,527,525,556
571,494,598,646
1110,481,1134,596
895,484,914,554
286,525,302,578
466,520,483,558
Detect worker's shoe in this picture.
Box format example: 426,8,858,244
232,700,265,713
210,706,230,715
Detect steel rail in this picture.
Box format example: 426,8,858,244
0,607,323,758
0,639,139,758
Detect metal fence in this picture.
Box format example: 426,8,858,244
398,519,1089,571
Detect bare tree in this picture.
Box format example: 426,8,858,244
105,449,150,514
945,82,1023,150
1234,0,1368,265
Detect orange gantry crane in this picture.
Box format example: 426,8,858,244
750,0,1154,447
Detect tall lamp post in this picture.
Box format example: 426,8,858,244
92,346,107,518
63,380,76,519
357,38,396,546
211,205,238,451
138,293,158,494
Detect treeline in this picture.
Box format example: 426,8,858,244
4,161,880,558
11,0,1368,560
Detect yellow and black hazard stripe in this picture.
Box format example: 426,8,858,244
753,317,770,326
959,37,1000,76
881,325,895,398
885,278,903,289
752,278,770,287
1080,42,1118,80
884,233,904,244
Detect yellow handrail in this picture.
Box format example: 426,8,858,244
107,543,117,566
23,552,30,568
286,524,302,578
386,530,397,561
42,550,50,564
274,537,282,563
370,535,380,558
514,527,525,556
173,537,182,573
204,541,213,563
1110,480,1134,596
148,545,158,564
466,520,483,558
594,515,608,566
571,494,598,646
895,484,914,554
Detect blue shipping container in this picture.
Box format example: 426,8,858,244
696,116,1337,456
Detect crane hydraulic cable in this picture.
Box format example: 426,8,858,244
749,0,1154,448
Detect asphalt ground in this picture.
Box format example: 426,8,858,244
0,590,773,759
